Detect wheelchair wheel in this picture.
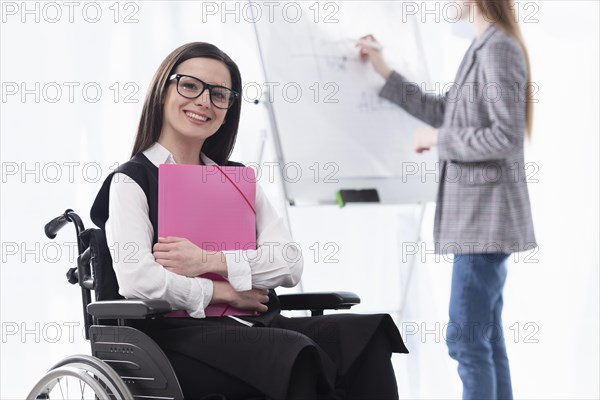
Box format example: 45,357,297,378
27,354,132,400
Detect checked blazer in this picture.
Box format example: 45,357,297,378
379,25,536,254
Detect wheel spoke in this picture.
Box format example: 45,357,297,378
80,378,86,399
57,377,65,399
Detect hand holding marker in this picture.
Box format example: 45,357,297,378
356,38,383,51
356,34,383,62
356,34,393,81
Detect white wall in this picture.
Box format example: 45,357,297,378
1,1,598,399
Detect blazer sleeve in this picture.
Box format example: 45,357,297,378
379,71,447,128
437,40,528,162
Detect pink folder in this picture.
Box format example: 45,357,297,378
158,164,257,317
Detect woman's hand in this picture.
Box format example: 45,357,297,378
153,236,227,277
357,34,393,80
212,281,269,313
414,127,439,153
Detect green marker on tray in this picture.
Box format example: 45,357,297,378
336,189,380,208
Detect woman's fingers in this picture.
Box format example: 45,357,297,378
356,35,392,79
413,127,438,153
358,47,370,61
257,304,268,313
152,249,170,259
255,293,269,311
153,242,176,252
156,259,176,269
154,236,188,250
237,289,270,312
157,236,186,243
255,289,270,303
357,34,380,60
261,293,269,303
359,34,377,41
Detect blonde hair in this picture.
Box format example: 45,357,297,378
476,0,533,138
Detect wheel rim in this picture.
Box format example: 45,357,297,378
52,361,127,398
27,366,113,400
45,354,132,399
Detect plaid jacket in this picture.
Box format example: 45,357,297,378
380,25,536,254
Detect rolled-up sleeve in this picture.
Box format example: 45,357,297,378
223,184,303,290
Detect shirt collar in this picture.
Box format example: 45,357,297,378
142,142,217,167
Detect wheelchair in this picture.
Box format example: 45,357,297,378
28,209,361,400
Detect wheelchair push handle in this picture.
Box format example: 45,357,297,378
45,209,73,239
45,209,86,239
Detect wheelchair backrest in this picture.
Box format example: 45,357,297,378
80,228,124,302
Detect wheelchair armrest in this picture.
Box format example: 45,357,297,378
87,299,172,319
279,292,360,315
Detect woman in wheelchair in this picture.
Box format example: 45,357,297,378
89,42,408,400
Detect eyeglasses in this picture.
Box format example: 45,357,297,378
168,73,238,109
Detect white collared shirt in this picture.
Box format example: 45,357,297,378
105,142,303,318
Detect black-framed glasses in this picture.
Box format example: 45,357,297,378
169,74,238,109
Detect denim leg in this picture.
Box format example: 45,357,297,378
490,264,513,400
446,253,510,400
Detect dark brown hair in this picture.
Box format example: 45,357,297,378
131,42,242,164
476,0,533,138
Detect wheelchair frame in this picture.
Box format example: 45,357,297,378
28,209,360,400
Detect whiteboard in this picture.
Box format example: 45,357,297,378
253,1,438,205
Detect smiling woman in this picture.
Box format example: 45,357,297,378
88,42,408,399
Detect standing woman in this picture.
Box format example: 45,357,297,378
359,0,536,399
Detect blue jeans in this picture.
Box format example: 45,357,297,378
446,253,513,400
